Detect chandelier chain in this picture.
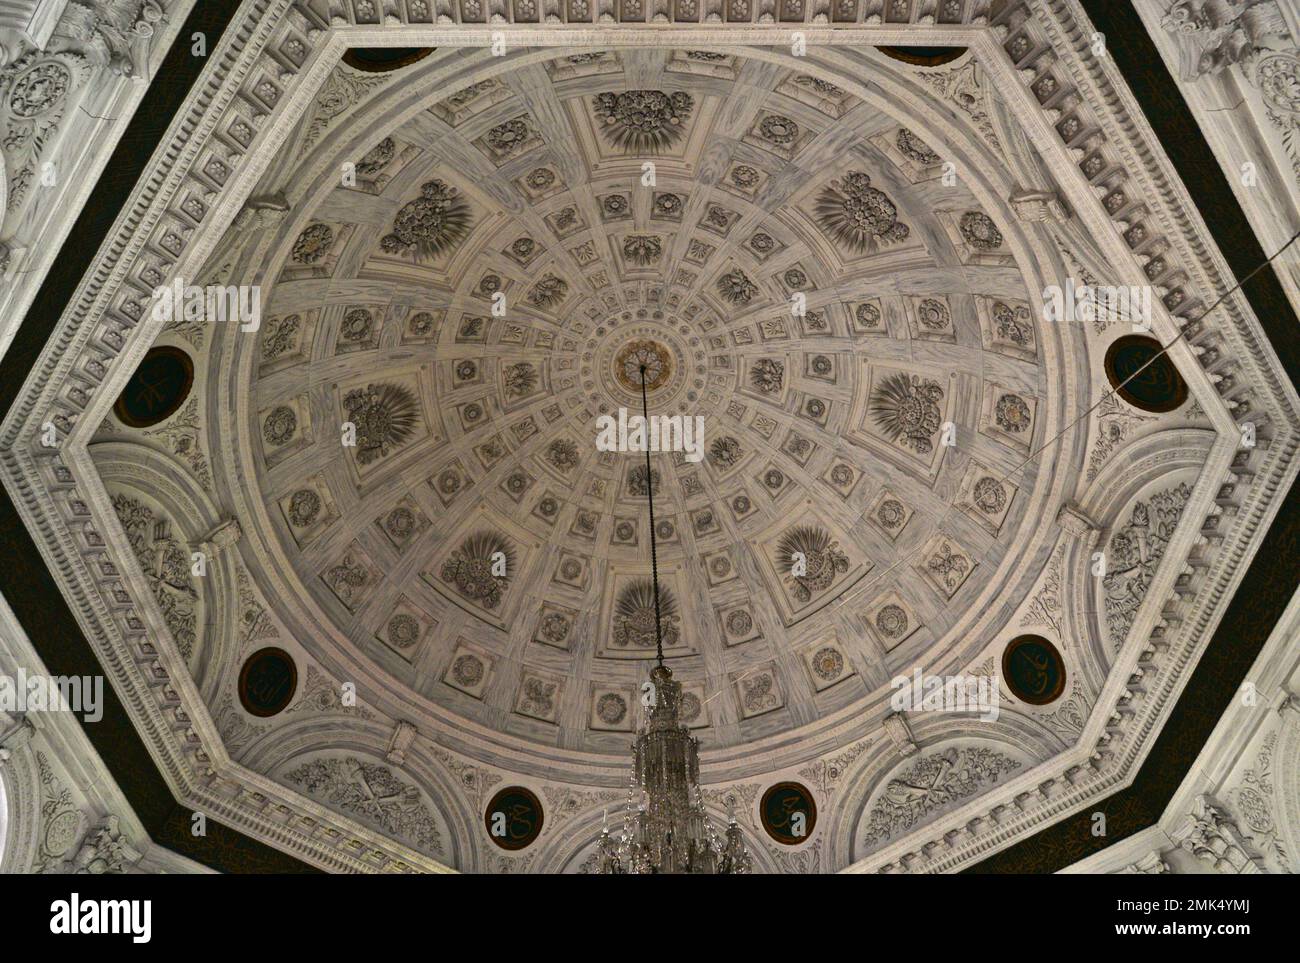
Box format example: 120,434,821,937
640,365,665,667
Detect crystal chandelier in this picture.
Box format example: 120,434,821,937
597,366,753,874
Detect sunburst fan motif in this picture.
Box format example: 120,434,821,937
592,90,694,153
775,525,850,603
380,179,473,262
342,383,420,465
612,578,680,649
813,171,910,254
502,362,538,398
440,531,516,610
868,373,944,454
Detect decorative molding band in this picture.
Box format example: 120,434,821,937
0,0,1295,872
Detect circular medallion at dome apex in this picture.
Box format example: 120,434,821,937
583,319,706,416
614,339,673,392
230,46,1074,757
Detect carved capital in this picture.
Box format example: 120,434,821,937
194,517,242,557
1120,849,1171,874
1175,795,1266,873
1160,0,1292,81
0,713,36,754
72,814,142,874
233,192,290,230
882,711,918,757
1056,501,1100,540
1277,691,1300,722
1009,188,1068,222
385,720,418,766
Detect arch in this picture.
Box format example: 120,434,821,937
1078,427,1214,527
1076,428,1215,671
0,742,42,874
92,440,238,701
1273,704,1300,874
832,731,1043,869
240,714,475,872
0,763,9,871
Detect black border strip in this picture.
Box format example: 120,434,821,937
0,0,315,874
0,5,1295,875
965,1,1300,872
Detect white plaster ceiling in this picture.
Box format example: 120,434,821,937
21,5,1287,872
232,47,1060,755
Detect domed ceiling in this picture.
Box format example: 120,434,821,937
235,47,1056,754
12,4,1291,874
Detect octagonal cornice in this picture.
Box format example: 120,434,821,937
0,0,1295,873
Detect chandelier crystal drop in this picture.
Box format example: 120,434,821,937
597,364,753,874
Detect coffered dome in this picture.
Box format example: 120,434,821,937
230,46,1064,757
9,1,1296,877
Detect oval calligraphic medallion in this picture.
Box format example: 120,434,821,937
485,786,544,851
1105,334,1188,413
342,48,435,72
113,345,194,428
760,781,817,846
238,647,298,718
1001,635,1066,706
876,46,968,67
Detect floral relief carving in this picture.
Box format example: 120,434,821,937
440,532,515,610
716,268,758,304
1020,547,1064,637
287,666,373,719
380,179,473,261
592,90,693,151
813,171,910,253
1,53,91,211
110,493,199,660
775,525,849,603
613,579,680,649
301,66,392,155
144,397,212,489
1102,482,1193,648
1228,732,1289,867
860,748,1021,848
869,373,944,453
342,383,420,465
1088,394,1156,481
285,757,443,856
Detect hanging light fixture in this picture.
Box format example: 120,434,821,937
597,366,753,874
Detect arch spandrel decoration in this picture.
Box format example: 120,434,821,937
1,2,1295,874
844,739,1039,867
248,716,475,872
